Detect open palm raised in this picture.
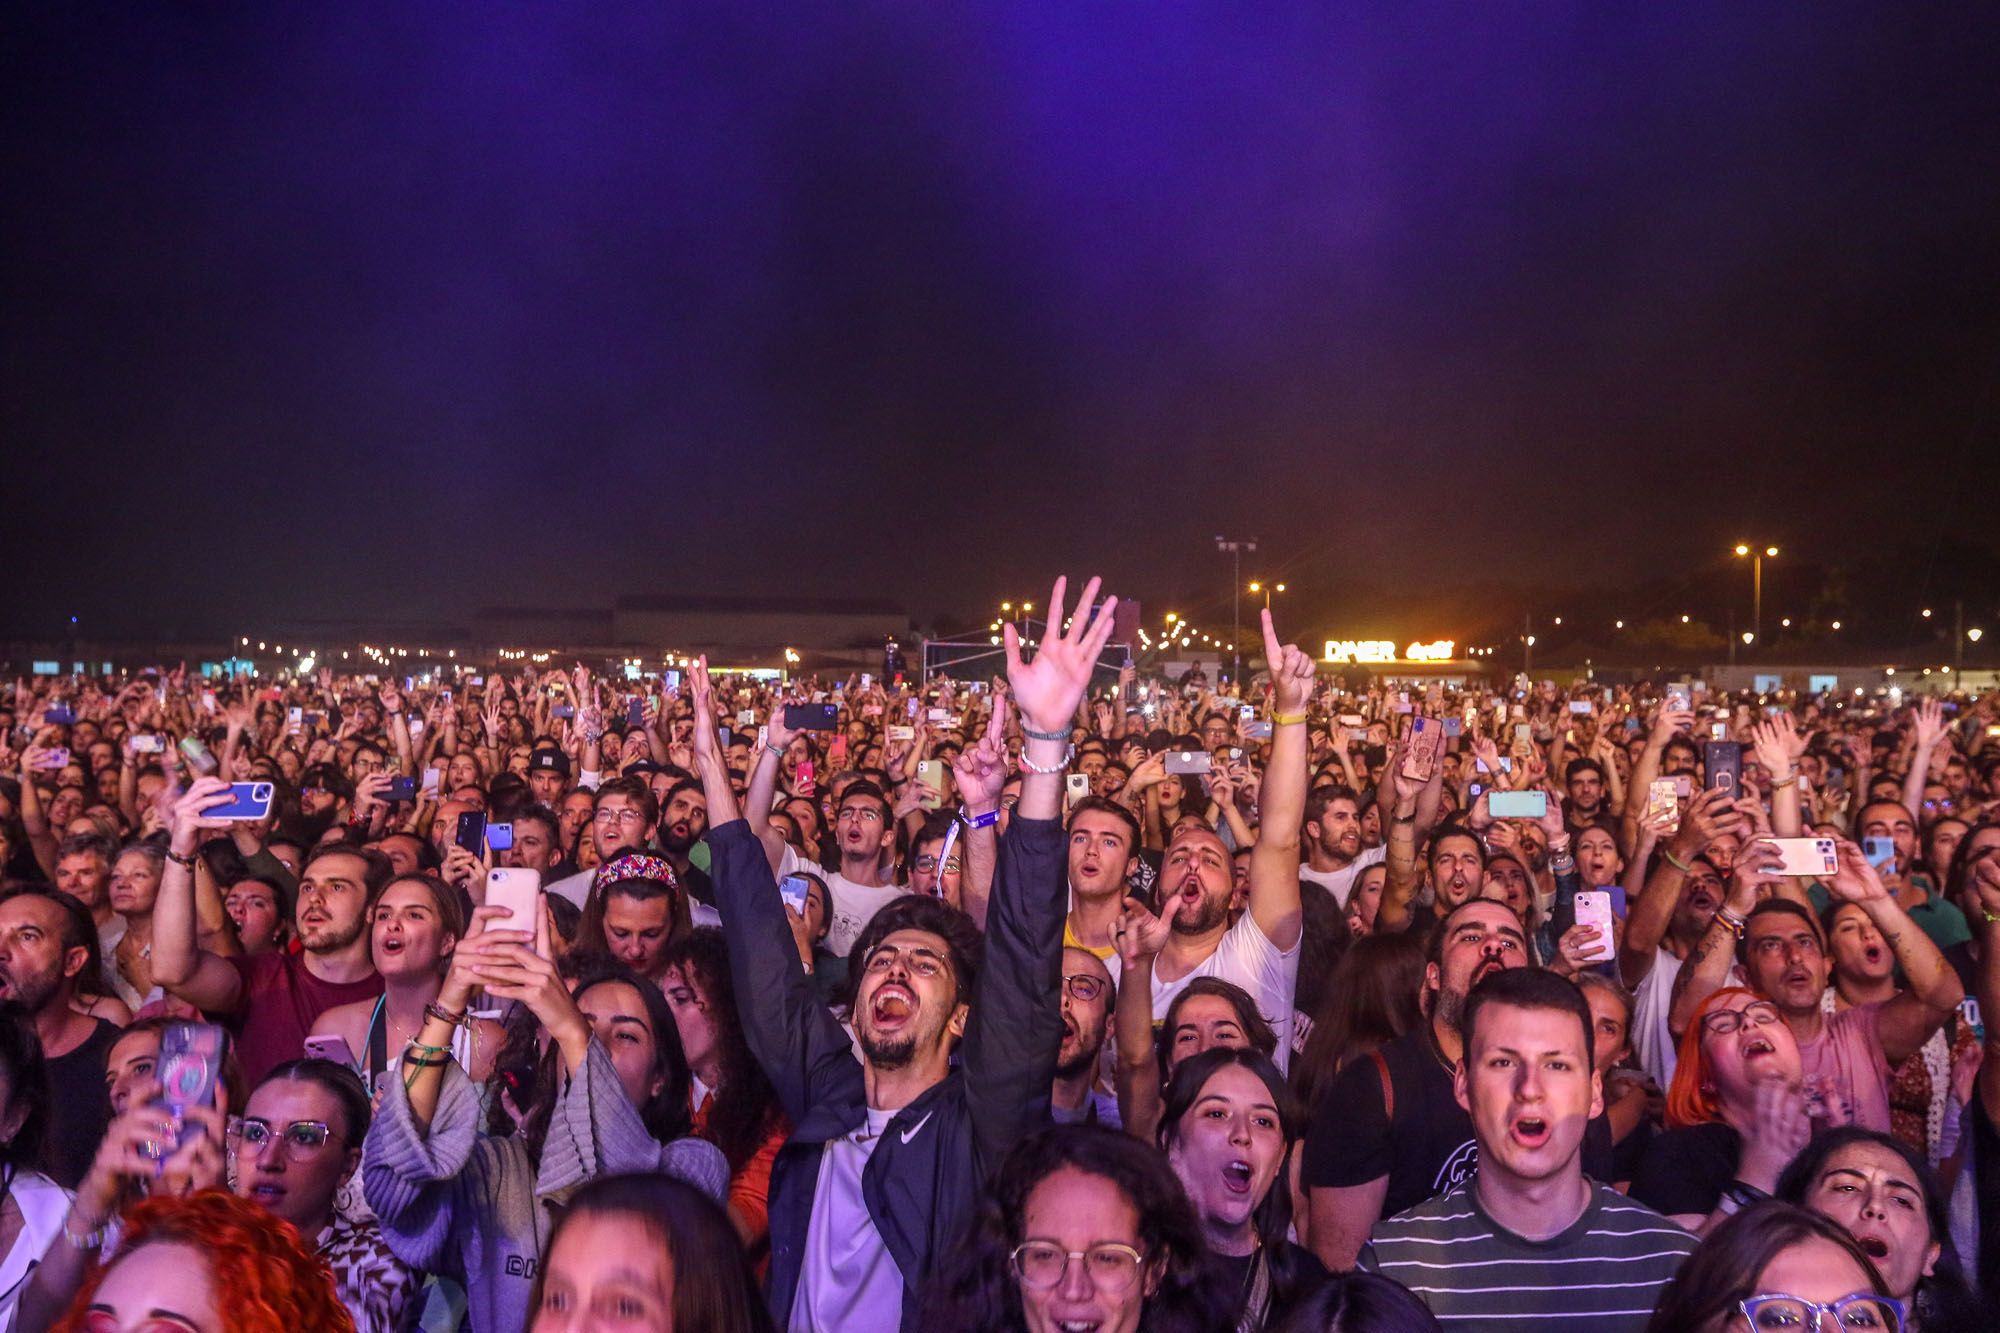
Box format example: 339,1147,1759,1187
1004,575,1120,736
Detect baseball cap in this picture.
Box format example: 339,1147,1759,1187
528,747,572,778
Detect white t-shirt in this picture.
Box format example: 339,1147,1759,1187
1299,844,1386,908
791,1105,902,1332
1150,912,1302,1072
542,866,594,910
824,871,910,959
1631,946,1682,1088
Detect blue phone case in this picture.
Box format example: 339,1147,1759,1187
207,782,275,820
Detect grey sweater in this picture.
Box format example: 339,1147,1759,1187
362,1037,727,1333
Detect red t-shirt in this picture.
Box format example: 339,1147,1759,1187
225,951,382,1086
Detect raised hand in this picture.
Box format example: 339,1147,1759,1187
689,657,720,769
1004,575,1119,736
169,776,240,852
1112,895,1171,969
1751,712,1807,776
951,692,1010,812
1261,608,1315,715
1912,696,1949,752
1827,838,1892,903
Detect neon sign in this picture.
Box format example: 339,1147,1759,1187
1323,639,1457,664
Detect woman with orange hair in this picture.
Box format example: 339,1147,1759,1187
1629,985,1835,1234
52,1189,355,1333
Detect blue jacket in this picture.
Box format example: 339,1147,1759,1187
709,815,1066,1332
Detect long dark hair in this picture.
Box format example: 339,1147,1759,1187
1775,1126,1981,1332
660,928,784,1174
495,955,691,1164
0,1007,50,1176
532,1173,773,1333
922,1124,1234,1333
1158,1048,1316,1323
1291,930,1426,1115
1645,1201,1890,1333
1269,1271,1443,1333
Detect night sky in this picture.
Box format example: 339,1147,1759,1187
6,4,1998,644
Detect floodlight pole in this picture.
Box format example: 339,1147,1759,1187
1215,536,1256,683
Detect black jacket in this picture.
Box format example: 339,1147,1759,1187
709,815,1066,1331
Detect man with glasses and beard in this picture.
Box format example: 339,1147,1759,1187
1049,946,1118,1127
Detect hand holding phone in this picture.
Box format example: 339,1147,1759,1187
484,868,544,949
1570,891,1617,964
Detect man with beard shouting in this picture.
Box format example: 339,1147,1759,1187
1135,608,1311,1067
155,776,386,1084
699,574,1115,1333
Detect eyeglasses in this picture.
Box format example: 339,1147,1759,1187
1737,1292,1903,1331
593,808,646,825
1062,973,1107,1003
1702,1000,1784,1036
913,855,962,873
837,806,884,823
862,944,946,979
1010,1241,1145,1293
235,1118,342,1159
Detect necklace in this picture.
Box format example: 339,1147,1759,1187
1427,1024,1459,1078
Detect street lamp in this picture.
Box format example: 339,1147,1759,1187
1247,580,1288,610
1732,544,1778,651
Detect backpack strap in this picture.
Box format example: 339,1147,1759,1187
1371,1048,1394,1122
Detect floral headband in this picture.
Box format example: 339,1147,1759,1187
594,852,681,894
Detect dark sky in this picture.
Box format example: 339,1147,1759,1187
6,3,1998,641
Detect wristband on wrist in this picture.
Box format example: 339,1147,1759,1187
1769,774,1798,790
960,807,1000,829
1017,746,1072,776
424,1002,468,1028
1715,906,1748,937
1662,848,1693,874
1272,710,1308,726
1020,723,1070,743
165,848,198,870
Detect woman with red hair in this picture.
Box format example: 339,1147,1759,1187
1629,985,1835,1234
53,1189,354,1333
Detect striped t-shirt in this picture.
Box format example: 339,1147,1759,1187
1359,1179,1696,1331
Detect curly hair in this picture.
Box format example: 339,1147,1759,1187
920,1124,1234,1333
660,928,785,1174
54,1189,355,1333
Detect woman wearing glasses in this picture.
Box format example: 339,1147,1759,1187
1631,987,1828,1233
923,1123,1233,1333
232,1059,418,1333
1646,1200,1906,1332
22,1058,405,1332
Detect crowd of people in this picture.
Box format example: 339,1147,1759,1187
0,572,1995,1332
